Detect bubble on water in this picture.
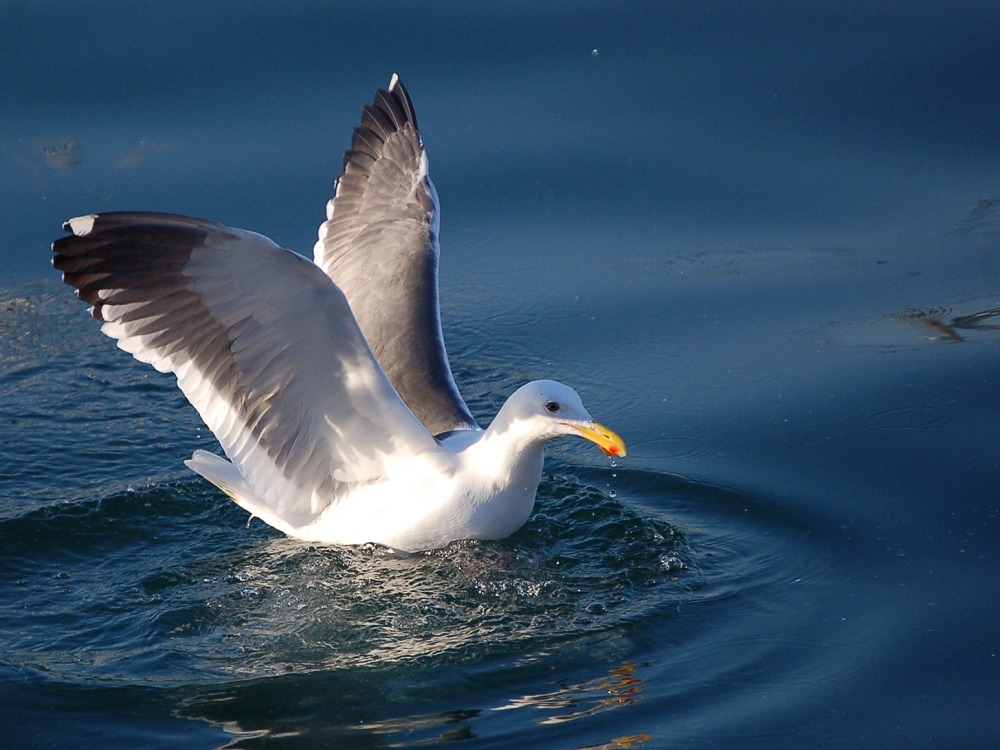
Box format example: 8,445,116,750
659,555,688,574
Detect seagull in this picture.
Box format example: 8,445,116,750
52,74,625,552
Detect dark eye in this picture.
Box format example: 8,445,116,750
545,401,560,413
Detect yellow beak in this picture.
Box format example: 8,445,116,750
568,420,627,458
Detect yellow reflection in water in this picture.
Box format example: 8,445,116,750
493,662,643,725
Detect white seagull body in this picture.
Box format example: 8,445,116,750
53,75,625,552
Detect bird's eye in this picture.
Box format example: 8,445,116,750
545,401,560,413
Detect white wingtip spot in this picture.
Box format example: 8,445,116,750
66,214,97,236
389,73,400,90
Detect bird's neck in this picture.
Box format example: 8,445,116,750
463,417,546,493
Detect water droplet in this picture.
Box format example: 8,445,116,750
608,489,616,498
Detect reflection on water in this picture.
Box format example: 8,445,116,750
494,662,642,725
902,303,1000,342
806,297,1000,352
178,659,651,748
578,736,652,750
951,305,1000,330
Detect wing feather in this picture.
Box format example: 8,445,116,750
314,75,477,435
54,211,440,528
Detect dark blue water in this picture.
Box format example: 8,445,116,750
3,2,999,748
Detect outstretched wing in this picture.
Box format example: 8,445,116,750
53,212,440,528
314,74,478,435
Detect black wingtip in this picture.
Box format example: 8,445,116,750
376,74,418,134
340,75,422,178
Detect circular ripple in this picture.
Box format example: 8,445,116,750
862,403,982,432
485,311,543,328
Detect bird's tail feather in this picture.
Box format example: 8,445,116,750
185,449,297,536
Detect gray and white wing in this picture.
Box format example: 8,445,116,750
53,212,439,528
313,75,477,435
